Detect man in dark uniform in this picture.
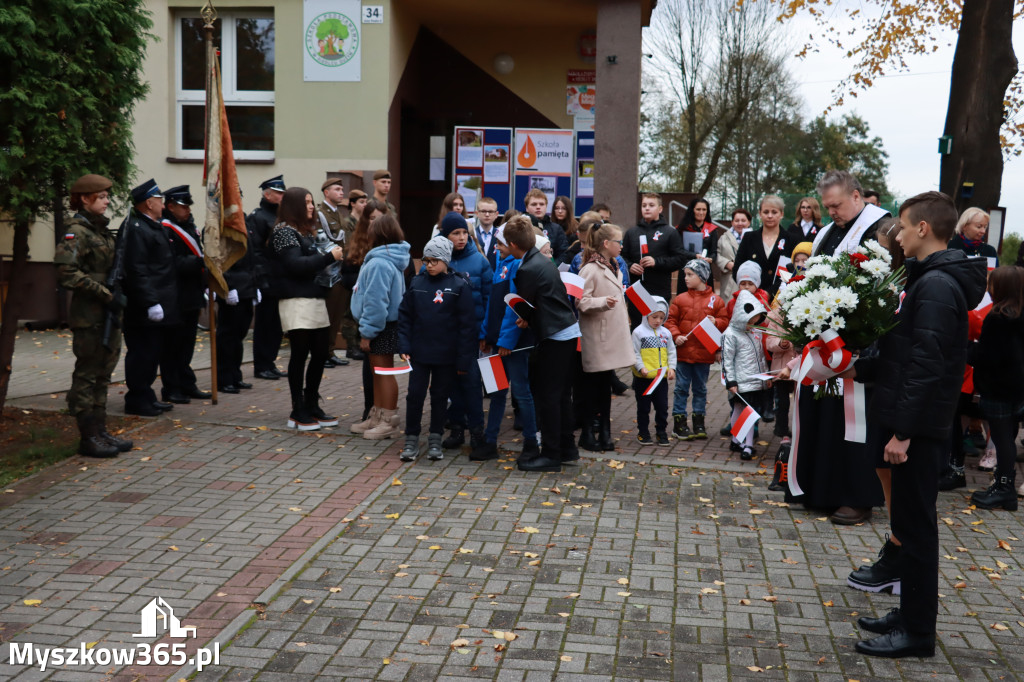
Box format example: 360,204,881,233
249,175,286,380
317,177,351,367
54,174,132,457
160,185,212,403
215,211,258,394
122,179,180,416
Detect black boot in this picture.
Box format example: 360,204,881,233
691,414,707,440
597,417,615,452
971,475,1018,511
673,414,691,440
767,443,790,492
77,417,119,458
578,419,600,452
305,390,338,427
937,464,966,491
847,535,901,594
469,428,494,460
442,428,465,449
95,413,133,452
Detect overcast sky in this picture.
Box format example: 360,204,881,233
784,10,1024,235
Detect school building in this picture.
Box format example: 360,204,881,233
1,0,655,323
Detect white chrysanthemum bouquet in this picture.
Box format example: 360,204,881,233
776,240,905,354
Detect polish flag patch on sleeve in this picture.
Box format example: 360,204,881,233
478,355,509,394
730,404,759,441
625,281,656,316
692,316,722,353
560,271,585,299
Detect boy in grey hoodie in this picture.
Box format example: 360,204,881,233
631,296,677,445
722,289,772,460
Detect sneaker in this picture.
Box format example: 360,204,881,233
848,536,901,594
978,450,997,471
427,433,444,461
399,436,419,462
741,445,754,461
287,407,320,432
637,432,653,446
656,432,670,446
673,415,691,440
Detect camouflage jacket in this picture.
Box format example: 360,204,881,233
54,211,116,329
317,201,350,245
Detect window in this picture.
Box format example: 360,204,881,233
176,12,275,160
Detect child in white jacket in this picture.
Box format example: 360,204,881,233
631,296,677,445
722,289,772,460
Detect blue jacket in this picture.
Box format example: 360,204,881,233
570,252,629,287
398,269,476,371
484,254,534,350
351,242,410,339
448,245,493,336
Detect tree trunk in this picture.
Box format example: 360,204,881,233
0,220,31,415
939,0,1017,213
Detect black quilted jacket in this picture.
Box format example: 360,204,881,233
854,249,987,440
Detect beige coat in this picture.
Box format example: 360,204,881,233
578,260,636,372
716,229,740,299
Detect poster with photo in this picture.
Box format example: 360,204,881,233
456,129,484,168
483,145,510,182
529,176,558,208
576,159,594,198
456,175,482,213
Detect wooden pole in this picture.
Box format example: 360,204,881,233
203,1,219,405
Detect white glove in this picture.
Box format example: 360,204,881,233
226,289,239,305
147,304,165,322
256,289,263,304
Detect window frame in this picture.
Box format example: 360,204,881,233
174,11,276,160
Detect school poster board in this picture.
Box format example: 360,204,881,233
574,131,595,214
512,128,574,214
452,126,513,215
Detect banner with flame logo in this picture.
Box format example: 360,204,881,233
513,129,574,177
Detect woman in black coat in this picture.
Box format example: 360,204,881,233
734,195,792,300
270,187,344,431
948,207,998,259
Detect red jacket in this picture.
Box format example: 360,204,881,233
666,286,729,364
726,287,770,318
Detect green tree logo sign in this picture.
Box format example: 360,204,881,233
305,12,359,66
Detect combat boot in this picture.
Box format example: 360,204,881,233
578,419,600,452
971,475,1018,511
95,413,133,452
847,535,901,594
78,417,119,458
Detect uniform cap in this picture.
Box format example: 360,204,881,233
164,185,193,205
322,177,344,192
70,174,112,194
348,189,368,202
373,169,391,181
259,175,286,191
130,179,163,205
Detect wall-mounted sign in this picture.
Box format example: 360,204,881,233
514,129,574,177
303,0,361,82
362,5,383,23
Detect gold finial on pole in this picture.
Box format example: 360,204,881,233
200,0,217,29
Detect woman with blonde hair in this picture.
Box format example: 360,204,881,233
950,207,998,258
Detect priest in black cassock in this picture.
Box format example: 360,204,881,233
786,171,889,525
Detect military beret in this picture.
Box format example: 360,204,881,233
259,175,286,191
322,177,344,192
348,189,368,202
130,178,162,205
164,185,193,205
372,169,391,181
70,174,112,194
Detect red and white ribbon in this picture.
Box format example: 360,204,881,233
374,366,412,376
843,378,867,443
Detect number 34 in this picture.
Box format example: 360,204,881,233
362,5,383,23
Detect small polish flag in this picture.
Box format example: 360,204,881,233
775,256,792,280
730,404,760,441
987,256,997,271
639,235,649,255
691,316,722,353
478,355,509,394
975,291,992,314
625,281,656,316
560,271,585,299
374,365,412,376
504,293,534,320
642,368,666,396
557,262,571,273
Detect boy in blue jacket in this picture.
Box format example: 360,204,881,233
397,236,476,462
475,228,539,461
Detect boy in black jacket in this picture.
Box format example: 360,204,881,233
622,193,690,308
397,236,476,462
845,191,986,658
505,216,580,472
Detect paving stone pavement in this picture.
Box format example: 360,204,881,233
2,330,1023,681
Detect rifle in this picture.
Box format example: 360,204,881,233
102,212,132,350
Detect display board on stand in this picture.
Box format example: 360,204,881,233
452,126,513,216
573,130,595,215
512,128,575,214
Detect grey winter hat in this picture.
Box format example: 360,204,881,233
423,235,453,264
736,260,762,287
684,258,711,284
649,295,669,318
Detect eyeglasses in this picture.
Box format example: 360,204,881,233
477,209,497,214
609,239,623,245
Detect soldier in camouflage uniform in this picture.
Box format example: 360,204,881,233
53,174,132,458
317,177,351,367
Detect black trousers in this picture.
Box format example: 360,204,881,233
286,327,329,402
773,380,794,438
582,370,613,423
889,433,944,636
160,308,200,396
405,362,457,436
988,415,1020,480
253,296,283,374
361,355,375,419
534,339,577,460
633,375,668,434
216,299,253,387
124,324,164,410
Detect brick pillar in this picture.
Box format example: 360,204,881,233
594,0,642,227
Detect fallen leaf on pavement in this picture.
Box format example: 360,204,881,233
617,591,631,597
617,578,629,585
739,599,752,605
23,599,41,606
392,478,402,486
998,540,1013,551
385,513,400,519
560,655,573,662
762,595,778,602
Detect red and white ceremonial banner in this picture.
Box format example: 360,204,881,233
731,405,759,441
374,366,413,376
625,281,656,316
560,271,585,299
692,316,722,353
478,355,510,393
639,235,649,255
642,368,667,396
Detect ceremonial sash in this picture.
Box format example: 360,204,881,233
811,203,889,256
162,219,202,257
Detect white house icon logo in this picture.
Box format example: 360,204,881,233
133,597,197,638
